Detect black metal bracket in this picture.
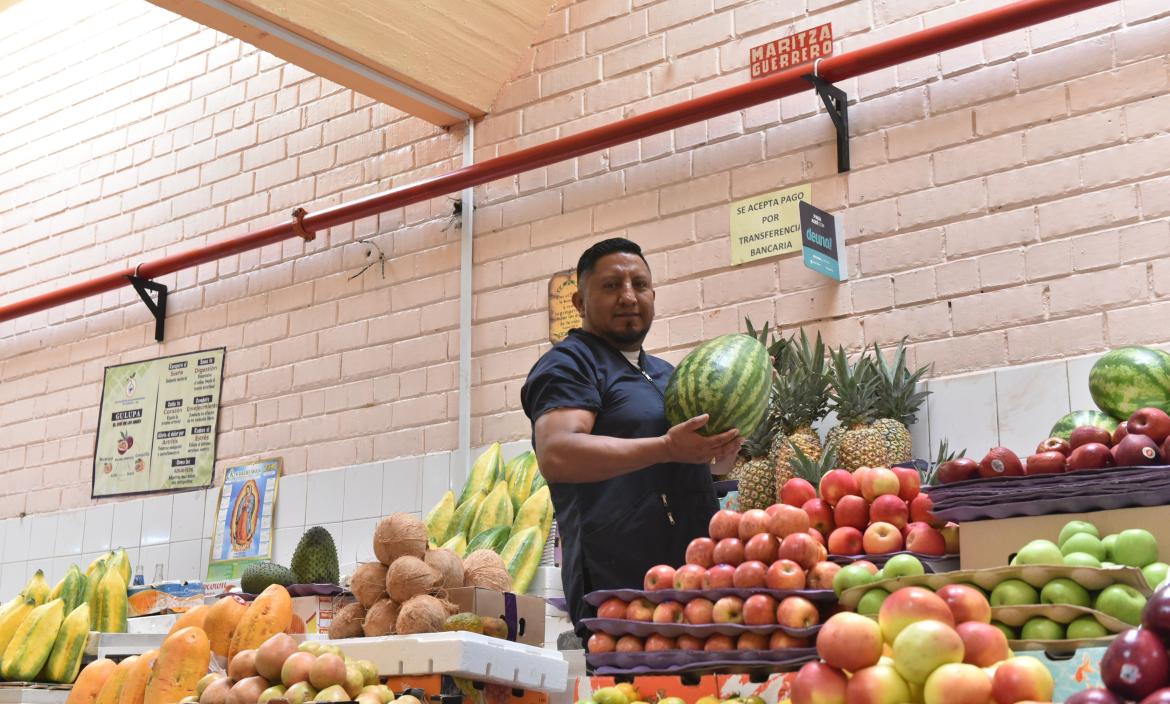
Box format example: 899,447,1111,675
126,275,168,342
802,72,850,173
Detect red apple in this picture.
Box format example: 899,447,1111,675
806,561,842,590
769,631,809,649
813,540,829,564
685,537,716,568
1129,407,1170,443
921,663,993,704
854,560,879,575
905,524,947,556
979,447,1024,478
816,612,884,673
702,564,735,589
808,527,825,546
712,596,744,625
863,522,904,554
819,469,859,507
765,559,806,590
1100,628,1170,700
777,596,819,629
597,598,627,620
677,634,705,650
792,663,848,704
769,503,811,537
937,584,991,624
626,598,655,622
1163,435,1170,463
738,508,772,541
683,598,714,625
870,494,910,530
801,498,835,534
713,538,745,566
744,532,779,564
733,560,768,589
742,594,778,626
779,532,821,570
781,477,817,507
891,465,922,501
708,509,742,541
1144,584,1170,641
1066,689,1123,704
833,494,869,531
1114,421,1129,446
703,634,734,651
1067,442,1114,471
1036,437,1071,456
903,520,928,538
1113,432,1163,467
859,467,901,502
673,564,706,590
909,493,944,528
878,586,955,643
644,634,677,652
644,564,676,591
957,621,1011,667
615,635,643,652
587,633,615,653
936,457,980,484
991,656,1055,704
1024,451,1066,475
1070,425,1113,449
736,632,768,651
828,526,864,555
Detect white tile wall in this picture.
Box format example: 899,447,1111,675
995,362,1072,453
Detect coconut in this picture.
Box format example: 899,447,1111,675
362,598,400,637
395,595,448,635
386,555,440,603
462,549,512,591
329,602,366,640
350,562,389,609
424,549,464,591
373,513,427,566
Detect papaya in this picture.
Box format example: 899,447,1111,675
66,659,118,704
94,568,128,633
425,491,456,546
85,560,107,630
203,595,247,658
468,481,514,539
457,443,503,505
511,486,554,544
86,554,111,579
142,627,211,704
0,597,37,655
466,526,510,554
24,570,51,606
51,565,88,614
499,526,542,594
117,649,159,704
505,451,542,512
109,549,132,586
2,597,66,681
439,533,467,558
166,604,208,637
448,489,486,542
93,655,138,704
40,603,92,684
227,584,291,659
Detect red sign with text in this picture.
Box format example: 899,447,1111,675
749,23,833,79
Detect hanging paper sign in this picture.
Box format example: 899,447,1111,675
729,183,810,266
800,201,848,281
750,23,834,79
548,269,582,343
206,457,281,584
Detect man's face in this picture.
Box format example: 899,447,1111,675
573,252,655,350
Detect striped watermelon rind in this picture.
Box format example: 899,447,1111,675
664,333,771,438
1088,346,1170,420
1049,409,1121,440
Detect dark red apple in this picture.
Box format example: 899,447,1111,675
1065,689,1123,704
1071,425,1113,450
1024,451,1066,475
1101,628,1170,700
1113,433,1163,467
936,457,979,484
1140,689,1170,704
1164,435,1170,463
1129,408,1170,444
979,447,1024,479
1036,437,1071,456
1142,584,1170,643
1067,443,1115,472
1114,421,1130,446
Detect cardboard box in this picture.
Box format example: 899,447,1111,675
447,587,545,647
292,594,354,636
959,505,1170,570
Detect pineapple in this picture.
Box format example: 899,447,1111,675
767,330,830,496
729,319,782,510
786,437,840,492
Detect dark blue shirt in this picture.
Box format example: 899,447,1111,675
521,328,717,633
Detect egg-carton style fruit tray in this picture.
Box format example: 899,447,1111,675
586,648,819,676
583,587,836,607
827,551,959,573
322,632,569,692
838,564,1152,610
581,617,821,640
924,465,1170,522
992,603,1131,633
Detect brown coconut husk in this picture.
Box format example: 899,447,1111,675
330,602,366,639
373,513,427,566
424,549,464,590
386,555,440,603
351,562,389,609
363,598,401,637
395,594,448,635
462,549,512,591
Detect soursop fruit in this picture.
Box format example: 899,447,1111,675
290,526,340,585
240,561,296,594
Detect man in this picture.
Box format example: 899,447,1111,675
521,238,743,640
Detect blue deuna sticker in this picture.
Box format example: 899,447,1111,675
800,200,847,281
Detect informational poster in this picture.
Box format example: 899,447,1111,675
800,200,848,282
206,458,281,583
729,183,810,266
749,23,834,79
93,348,225,497
548,269,582,343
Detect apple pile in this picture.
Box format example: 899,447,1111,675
776,465,956,557
576,684,756,704
792,585,1055,704
1009,520,1168,586
1075,582,1170,703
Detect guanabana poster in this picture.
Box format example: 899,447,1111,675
206,458,281,584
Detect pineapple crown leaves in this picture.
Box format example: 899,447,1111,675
872,338,932,426
921,438,967,485
773,329,831,432
788,436,839,484
744,316,786,362
827,345,883,426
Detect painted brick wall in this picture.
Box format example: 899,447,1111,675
2,0,1170,519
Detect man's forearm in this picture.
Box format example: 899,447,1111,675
537,433,670,483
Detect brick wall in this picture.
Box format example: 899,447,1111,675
2,0,1170,518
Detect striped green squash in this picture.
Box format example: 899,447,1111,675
1089,346,1170,419
664,333,771,437
1049,409,1121,440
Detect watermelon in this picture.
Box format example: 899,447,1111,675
1049,410,1120,440
664,333,771,437
1088,346,1170,419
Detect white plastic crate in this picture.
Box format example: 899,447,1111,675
324,632,568,692
85,632,167,659
0,687,70,704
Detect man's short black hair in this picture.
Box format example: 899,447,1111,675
576,237,649,281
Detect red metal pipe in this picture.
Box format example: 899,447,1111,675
0,0,1116,323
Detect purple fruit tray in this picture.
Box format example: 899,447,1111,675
827,550,960,573
227,584,345,600
587,648,819,676
583,587,836,607
582,618,822,639
924,465,1170,522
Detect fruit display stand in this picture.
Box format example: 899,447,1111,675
84,631,168,659
0,685,71,704
573,672,801,704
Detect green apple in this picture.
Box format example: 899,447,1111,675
990,579,1039,607
991,621,1018,640
1060,533,1106,561
1020,617,1064,641
593,690,629,704
1012,539,1064,566
1112,529,1159,568
833,563,877,596
1143,562,1170,589
1066,615,1108,639
1059,520,1100,546
1040,578,1092,607
874,569,885,581
1103,534,1118,560
1095,584,1148,626
1063,552,1103,568
857,588,891,616
883,554,925,579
